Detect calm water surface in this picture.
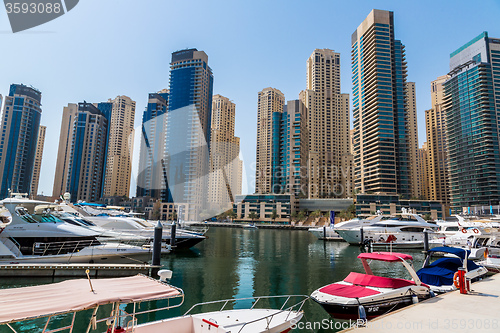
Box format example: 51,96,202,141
1,227,426,333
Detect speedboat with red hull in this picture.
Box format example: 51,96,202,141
311,252,432,320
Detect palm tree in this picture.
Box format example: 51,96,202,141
248,212,259,224
227,210,237,223
270,210,278,224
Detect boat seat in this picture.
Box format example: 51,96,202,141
344,272,417,289
319,283,380,298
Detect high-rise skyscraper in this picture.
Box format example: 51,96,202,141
30,125,46,197
53,102,109,202
164,49,214,220
102,95,136,197
352,9,411,197
136,90,169,199
406,82,420,198
417,142,430,200
0,84,42,198
255,87,285,194
425,75,450,206
302,49,352,198
443,32,500,211
208,94,242,211
53,103,78,198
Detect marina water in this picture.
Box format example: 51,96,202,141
1,227,426,332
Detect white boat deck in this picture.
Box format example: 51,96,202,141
133,309,302,333
342,273,500,332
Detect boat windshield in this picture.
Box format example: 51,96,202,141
58,213,96,227
28,214,64,223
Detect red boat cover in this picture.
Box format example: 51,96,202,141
344,272,417,289
319,283,381,298
357,252,413,262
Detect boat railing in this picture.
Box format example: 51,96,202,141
32,239,102,256
184,294,309,332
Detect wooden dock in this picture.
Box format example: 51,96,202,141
0,263,159,277
342,273,500,332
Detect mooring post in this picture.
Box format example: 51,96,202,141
152,221,162,266
360,227,364,245
171,221,177,248
323,226,327,240
423,230,429,253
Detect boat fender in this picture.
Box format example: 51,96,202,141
453,271,461,289
429,290,436,298
484,248,489,259
412,294,419,304
358,305,367,321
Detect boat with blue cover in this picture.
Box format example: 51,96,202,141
416,246,488,294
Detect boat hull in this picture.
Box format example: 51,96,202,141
315,295,420,320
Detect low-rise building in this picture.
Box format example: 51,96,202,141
355,194,444,220
233,194,297,223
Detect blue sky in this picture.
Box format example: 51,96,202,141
1,0,499,196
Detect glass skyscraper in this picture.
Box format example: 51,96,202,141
444,32,500,211
136,90,169,199
352,9,411,197
164,49,214,220
0,84,42,198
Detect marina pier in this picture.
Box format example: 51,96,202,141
343,273,500,333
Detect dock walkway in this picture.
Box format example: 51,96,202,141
343,273,500,332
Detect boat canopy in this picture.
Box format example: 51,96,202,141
427,246,470,260
0,275,182,324
358,252,413,262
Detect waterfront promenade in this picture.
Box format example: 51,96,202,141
344,273,500,332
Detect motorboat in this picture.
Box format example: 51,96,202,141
0,274,306,333
68,203,206,249
242,223,258,229
335,213,440,247
308,215,384,241
0,197,152,264
311,252,432,320
416,247,488,293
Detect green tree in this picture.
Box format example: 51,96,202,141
270,210,278,223
297,210,306,222
227,210,237,222
248,212,259,223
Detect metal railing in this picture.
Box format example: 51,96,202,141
31,239,101,256
183,294,309,333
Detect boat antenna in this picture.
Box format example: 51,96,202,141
85,269,95,293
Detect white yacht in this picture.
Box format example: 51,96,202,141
308,215,384,241
63,203,206,249
335,212,440,247
0,197,152,264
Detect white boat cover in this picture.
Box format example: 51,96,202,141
0,275,182,324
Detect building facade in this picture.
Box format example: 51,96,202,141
406,82,420,198
255,87,285,194
443,32,500,211
417,142,430,200
352,9,411,197
208,94,242,212
136,90,169,199
164,49,214,220
30,125,46,197
0,84,42,198
302,49,352,199
54,102,110,202
425,75,450,206
103,96,136,198
233,194,297,223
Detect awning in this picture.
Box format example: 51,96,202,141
358,252,413,262
0,275,182,324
